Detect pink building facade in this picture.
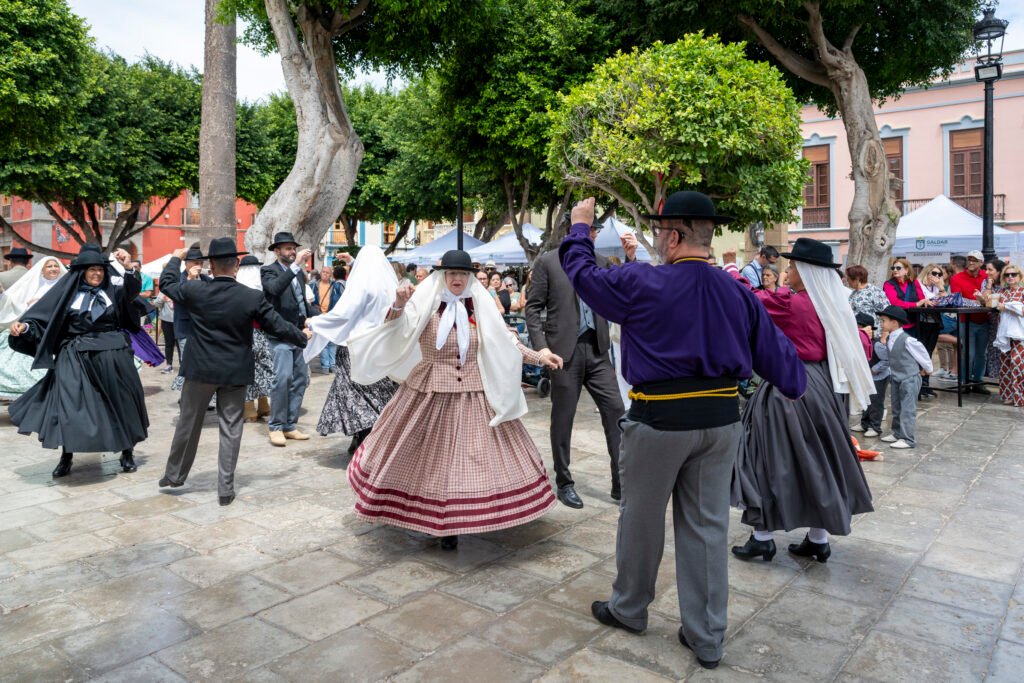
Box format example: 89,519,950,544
791,48,1024,262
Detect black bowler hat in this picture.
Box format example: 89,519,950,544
782,238,841,269
239,255,261,267
855,312,875,328
435,250,475,271
269,231,300,249
878,305,908,324
4,247,32,260
69,249,108,270
201,237,248,259
643,191,734,224
184,246,204,261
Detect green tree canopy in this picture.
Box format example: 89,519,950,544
0,51,202,255
547,35,807,246
0,0,91,155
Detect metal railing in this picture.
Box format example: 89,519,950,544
899,194,1005,220
97,203,150,223
801,207,831,229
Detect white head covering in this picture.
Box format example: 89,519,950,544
236,264,262,291
303,246,396,362
347,267,527,426
794,261,875,412
0,257,68,330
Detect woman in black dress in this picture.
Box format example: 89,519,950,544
8,248,149,477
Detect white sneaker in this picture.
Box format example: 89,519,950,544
864,429,880,438
880,434,898,443
890,439,913,449
850,424,866,432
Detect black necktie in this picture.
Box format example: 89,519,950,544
79,286,106,322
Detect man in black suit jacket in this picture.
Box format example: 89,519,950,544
260,231,316,447
158,239,309,505
526,224,635,508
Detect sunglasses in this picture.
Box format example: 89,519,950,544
891,265,904,271
930,271,943,277
1006,272,1021,278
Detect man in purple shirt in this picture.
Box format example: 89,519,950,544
561,192,805,670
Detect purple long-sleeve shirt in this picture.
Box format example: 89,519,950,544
559,223,806,399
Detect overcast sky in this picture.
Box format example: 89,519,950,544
69,0,1024,103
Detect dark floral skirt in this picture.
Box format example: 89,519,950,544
317,345,398,437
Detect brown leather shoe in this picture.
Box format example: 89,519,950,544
243,401,258,423
283,430,310,441
269,431,287,447
257,396,270,418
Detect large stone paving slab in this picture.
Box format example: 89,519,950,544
0,368,1021,680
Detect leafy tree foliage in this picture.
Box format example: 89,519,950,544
547,34,807,254
0,0,91,155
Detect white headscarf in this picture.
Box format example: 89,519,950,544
795,261,876,413
236,264,262,291
347,269,527,426
0,257,68,330
437,287,471,365
303,246,396,363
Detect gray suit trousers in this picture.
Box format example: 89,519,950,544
608,418,740,662
164,380,246,497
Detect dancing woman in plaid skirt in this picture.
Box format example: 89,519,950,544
346,250,563,550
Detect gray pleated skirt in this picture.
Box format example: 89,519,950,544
732,360,873,535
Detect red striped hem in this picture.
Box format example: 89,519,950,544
348,446,550,508
349,471,554,518
353,492,555,533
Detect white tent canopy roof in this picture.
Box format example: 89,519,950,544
467,224,543,265
595,216,653,262
894,195,1019,255
397,230,484,266
140,252,177,277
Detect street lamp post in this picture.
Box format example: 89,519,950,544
456,166,464,251
973,6,1008,262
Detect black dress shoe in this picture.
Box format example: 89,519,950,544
731,534,776,562
591,601,643,634
52,453,73,478
972,384,992,395
440,535,458,551
158,477,184,488
788,535,831,563
557,485,584,509
610,486,621,502
678,627,721,670
219,494,235,506
119,451,137,473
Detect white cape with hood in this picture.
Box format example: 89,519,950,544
795,261,876,413
347,269,527,427
0,257,68,330
302,246,397,363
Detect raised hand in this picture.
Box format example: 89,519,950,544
571,197,596,229
621,232,638,261
394,280,415,309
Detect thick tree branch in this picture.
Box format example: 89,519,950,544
737,13,831,88
0,219,78,258
384,218,413,255
330,0,370,35
802,1,844,71
842,23,862,53
42,204,86,247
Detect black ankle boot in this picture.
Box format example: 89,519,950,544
119,449,137,473
731,534,776,562
788,535,831,563
348,429,370,455
440,535,458,551
53,452,73,478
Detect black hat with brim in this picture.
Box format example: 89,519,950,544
4,247,32,260
201,237,248,260
69,250,109,270
855,312,875,328
184,247,204,261
878,304,909,324
269,231,300,249
643,191,734,224
435,250,475,271
781,237,842,269
239,255,261,267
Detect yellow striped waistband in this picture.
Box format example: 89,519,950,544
628,386,739,401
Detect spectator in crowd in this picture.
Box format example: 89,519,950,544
311,265,346,374
739,246,779,288
391,262,405,282
911,263,923,280
0,247,32,291
949,254,967,277
855,312,889,437
490,272,511,314
981,258,1006,379
911,263,946,400
475,270,489,289
404,263,418,283
883,258,932,338
153,290,176,374
132,259,154,298
994,264,1024,406
878,305,932,449
846,265,889,333
506,275,526,313
415,267,429,284
949,250,992,393
759,265,780,293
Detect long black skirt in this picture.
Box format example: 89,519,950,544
732,360,873,535
10,332,149,453
317,346,398,437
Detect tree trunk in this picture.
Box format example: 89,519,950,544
245,0,364,262
338,212,358,248
384,218,413,255
831,66,898,284
200,0,237,247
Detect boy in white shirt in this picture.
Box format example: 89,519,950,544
878,305,933,449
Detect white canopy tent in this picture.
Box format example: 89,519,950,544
140,252,177,278
467,224,543,265
894,195,1020,257
397,230,484,266
595,216,653,262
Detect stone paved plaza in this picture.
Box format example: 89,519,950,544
0,366,1022,682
